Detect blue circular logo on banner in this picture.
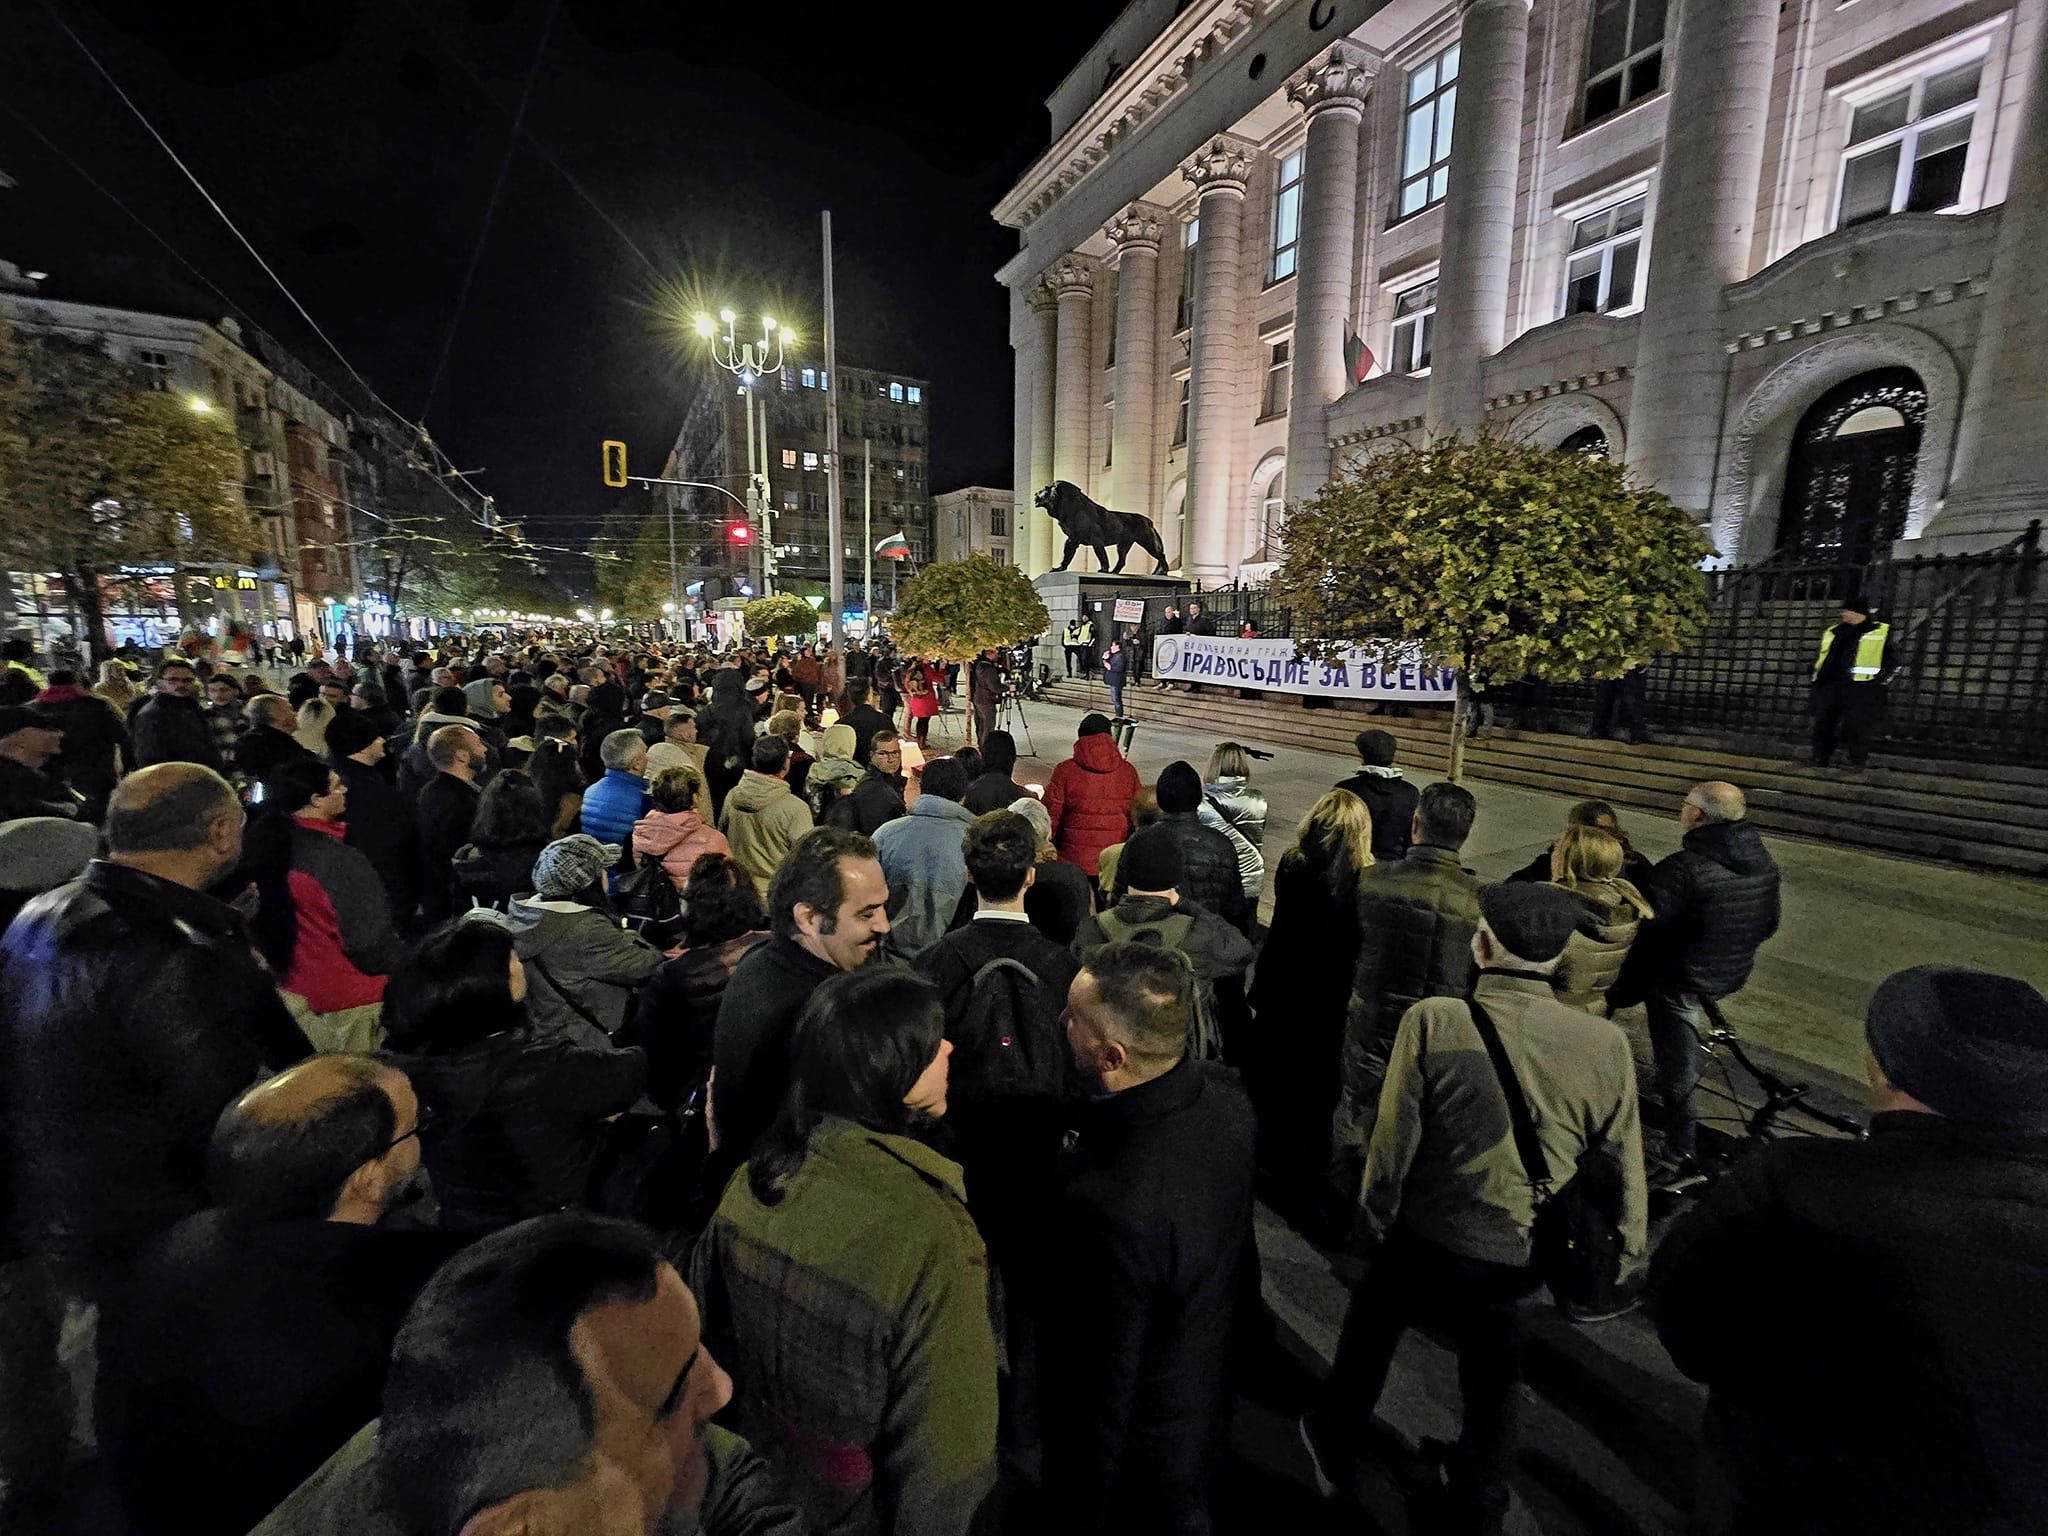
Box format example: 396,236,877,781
1157,636,1181,673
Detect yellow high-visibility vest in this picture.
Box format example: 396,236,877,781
1814,621,1889,683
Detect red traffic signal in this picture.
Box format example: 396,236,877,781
727,522,753,544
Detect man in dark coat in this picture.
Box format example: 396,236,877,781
324,711,417,922
841,683,894,765
710,828,889,1171
0,707,78,824
129,658,221,770
825,730,908,836
1652,966,2048,1536
1112,761,1246,928
1613,781,1781,1169
413,724,484,925
962,729,1025,815
1334,728,1420,865
99,1057,461,1536
236,694,314,783
0,766,310,1337
30,671,129,821
1809,595,1894,770
1040,941,1256,1535
968,649,1003,748
1332,781,1485,1180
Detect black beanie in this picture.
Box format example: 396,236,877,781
1867,966,2048,1134
1156,760,1203,814
1480,883,1583,964
1121,824,1184,893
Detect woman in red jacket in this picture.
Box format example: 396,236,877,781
903,658,941,747
1041,712,1141,877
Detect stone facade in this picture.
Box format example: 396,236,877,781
932,486,1015,564
998,0,2048,576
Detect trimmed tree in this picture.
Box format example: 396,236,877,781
1272,434,1712,782
743,592,819,640
889,553,1050,661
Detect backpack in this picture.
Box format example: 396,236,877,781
1465,996,1631,1319
1091,908,1221,1061
613,856,684,949
947,954,1067,1103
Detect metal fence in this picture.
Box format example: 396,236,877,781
1179,523,2047,763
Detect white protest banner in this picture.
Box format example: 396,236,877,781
1151,633,1457,702
1112,597,1146,624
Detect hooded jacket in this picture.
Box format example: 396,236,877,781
483,896,663,1044
695,673,757,776
1624,820,1782,1001
1551,877,1650,1015
719,771,816,900
631,805,730,892
874,795,976,958
575,681,629,784
1044,732,1141,876
1333,766,1420,865
825,766,906,837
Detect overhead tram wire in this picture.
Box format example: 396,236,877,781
415,0,563,426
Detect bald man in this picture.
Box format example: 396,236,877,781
1614,780,1783,1175
99,1057,462,1536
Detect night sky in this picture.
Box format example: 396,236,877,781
1,0,1126,584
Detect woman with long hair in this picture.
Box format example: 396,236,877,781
93,657,137,713
383,921,647,1231
244,756,408,1052
1547,822,1654,1015
450,769,552,911
1202,740,1269,912
1506,796,1655,889
1247,788,1375,1186
694,964,995,1536
902,660,939,747
632,853,769,1112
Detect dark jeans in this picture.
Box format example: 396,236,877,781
1320,1232,1541,1533
1108,682,1124,717
1064,645,1088,678
1645,986,1709,1158
1811,683,1881,766
973,700,997,745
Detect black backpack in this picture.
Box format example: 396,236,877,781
613,856,684,949
948,954,1066,1103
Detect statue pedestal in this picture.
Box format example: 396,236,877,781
1032,569,1192,678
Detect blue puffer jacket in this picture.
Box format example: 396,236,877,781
578,768,648,849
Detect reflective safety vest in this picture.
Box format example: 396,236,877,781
1815,621,1889,684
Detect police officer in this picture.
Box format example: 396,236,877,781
1811,594,1893,770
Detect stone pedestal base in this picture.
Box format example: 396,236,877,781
1910,492,2046,556
1032,570,1192,678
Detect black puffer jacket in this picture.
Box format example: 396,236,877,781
448,837,546,912
1112,811,1247,929
129,693,221,771
0,862,311,1272
1333,770,1421,865
394,1028,646,1232
1624,819,1781,1001
331,754,416,920
1346,844,1486,1058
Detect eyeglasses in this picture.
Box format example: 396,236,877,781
379,1101,435,1154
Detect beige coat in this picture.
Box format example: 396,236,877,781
719,769,815,899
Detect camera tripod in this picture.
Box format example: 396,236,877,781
991,689,1035,757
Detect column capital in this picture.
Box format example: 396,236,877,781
1285,39,1381,119
1044,253,1100,298
1182,133,1258,199
1026,279,1060,314
1103,202,1171,257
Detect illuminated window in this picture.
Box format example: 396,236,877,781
803,452,820,471
781,449,797,469
801,367,817,388
1391,280,1437,375
1837,59,1981,227
1398,43,1459,218
1177,216,1199,330
1262,339,1292,418
1562,194,1646,315
1269,149,1305,282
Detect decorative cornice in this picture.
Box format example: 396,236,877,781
1183,133,1258,198
1725,276,1988,354
1046,254,1101,297
1103,201,1171,256
1286,40,1381,119
1487,366,1631,413
1333,415,1427,448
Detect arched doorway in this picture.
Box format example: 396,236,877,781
1777,368,1927,565
1557,424,1609,458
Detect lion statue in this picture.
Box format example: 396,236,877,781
1034,481,1171,574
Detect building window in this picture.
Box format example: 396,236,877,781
1563,193,1646,315
1262,339,1292,418
991,547,1008,565
1398,43,1460,218
135,349,171,390
907,385,922,404
801,367,817,388
1582,0,1666,127
989,506,1008,536
819,370,829,390
1177,216,1200,330
1172,375,1191,446
1105,401,1115,467
803,451,820,471
888,382,905,402
1391,280,1438,374
1836,59,1981,228
1269,148,1305,282
781,449,798,469
782,488,798,510
780,369,796,392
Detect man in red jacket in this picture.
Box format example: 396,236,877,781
1043,713,1140,877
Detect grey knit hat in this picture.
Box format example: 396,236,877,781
532,834,618,900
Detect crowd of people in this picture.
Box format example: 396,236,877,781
0,625,2041,1536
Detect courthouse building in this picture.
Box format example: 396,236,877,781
997,0,2048,582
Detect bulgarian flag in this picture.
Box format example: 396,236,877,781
875,531,911,559
1343,323,1375,385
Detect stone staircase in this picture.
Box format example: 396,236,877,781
1042,679,2048,878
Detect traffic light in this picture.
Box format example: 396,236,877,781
727,521,752,545
600,440,628,488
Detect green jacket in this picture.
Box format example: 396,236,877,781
694,1117,997,1536
247,1419,807,1536
719,770,816,901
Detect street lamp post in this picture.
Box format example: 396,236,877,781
694,310,792,597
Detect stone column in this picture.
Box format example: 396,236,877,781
1183,133,1256,581
1285,42,1379,500
1049,255,1100,570
1105,203,1167,549
1923,12,2048,549
1025,283,1059,574
1624,0,1778,520
1424,0,1530,441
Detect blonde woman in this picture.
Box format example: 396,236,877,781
1248,789,1376,1181
93,658,137,713
1202,741,1269,909
293,696,337,755
1548,823,1654,1015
